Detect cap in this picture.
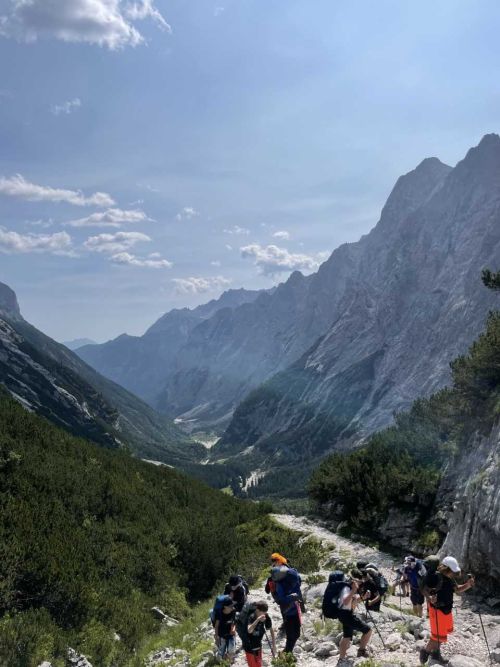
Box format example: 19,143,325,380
441,556,461,573
271,553,287,565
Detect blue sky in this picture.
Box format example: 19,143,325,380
0,0,499,342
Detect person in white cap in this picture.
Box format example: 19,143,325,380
419,556,475,665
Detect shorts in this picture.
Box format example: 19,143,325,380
429,606,454,643
337,610,371,639
410,587,424,606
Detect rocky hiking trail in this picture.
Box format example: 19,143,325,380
148,514,500,667
266,515,500,666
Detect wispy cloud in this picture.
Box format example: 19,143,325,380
0,174,114,207
0,0,170,50
0,228,72,255
240,243,322,276
214,6,225,17
84,231,151,254
223,225,250,235
65,208,150,228
210,260,221,267
51,97,81,116
272,230,290,241
175,206,199,221
172,275,231,294
111,252,172,268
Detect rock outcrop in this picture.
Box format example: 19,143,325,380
439,421,500,589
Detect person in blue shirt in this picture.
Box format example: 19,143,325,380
404,556,426,617
272,566,302,654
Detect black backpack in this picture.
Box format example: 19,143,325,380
374,573,389,596
236,601,257,650
420,556,442,595
322,571,350,619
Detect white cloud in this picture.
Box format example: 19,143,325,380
0,0,169,50
225,244,233,250
214,6,225,17
223,225,250,235
65,208,150,228
210,260,221,267
84,231,150,254
51,97,81,116
111,252,172,268
172,275,231,294
272,230,290,241
175,206,199,221
0,227,72,254
240,243,321,276
0,174,114,207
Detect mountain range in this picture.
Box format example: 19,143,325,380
76,134,500,495
0,282,203,465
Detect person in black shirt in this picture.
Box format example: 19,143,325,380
245,601,276,667
360,570,382,612
224,575,248,612
419,556,475,666
214,597,237,662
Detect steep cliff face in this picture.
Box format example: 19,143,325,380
218,135,500,474
439,422,500,587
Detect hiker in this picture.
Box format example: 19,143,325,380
419,556,475,666
404,556,426,618
336,569,373,663
224,575,249,612
360,569,382,612
273,565,303,654
241,600,276,667
213,596,237,662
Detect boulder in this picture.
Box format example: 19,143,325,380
448,656,486,667
384,632,401,650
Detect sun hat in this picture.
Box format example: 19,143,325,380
441,556,461,573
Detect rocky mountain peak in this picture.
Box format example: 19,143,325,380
456,132,500,175
0,282,21,318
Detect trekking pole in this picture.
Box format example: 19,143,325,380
478,611,493,666
365,605,386,648
264,628,276,659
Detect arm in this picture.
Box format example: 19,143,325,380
214,619,220,644
270,627,277,655
456,576,475,594
368,591,381,607
248,613,266,634
342,582,359,608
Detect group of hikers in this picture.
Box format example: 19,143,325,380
210,551,476,666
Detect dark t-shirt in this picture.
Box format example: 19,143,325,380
430,575,455,615
216,609,236,638
224,583,247,611
246,612,272,651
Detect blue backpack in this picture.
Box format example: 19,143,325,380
209,595,231,626
322,571,349,619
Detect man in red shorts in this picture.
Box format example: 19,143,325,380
419,556,475,665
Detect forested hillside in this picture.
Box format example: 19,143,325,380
0,392,320,666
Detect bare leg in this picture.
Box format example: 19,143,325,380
339,637,351,659
359,629,372,649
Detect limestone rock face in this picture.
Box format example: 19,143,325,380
217,135,500,474
0,281,20,318
439,422,500,588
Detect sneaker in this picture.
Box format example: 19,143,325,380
419,648,430,664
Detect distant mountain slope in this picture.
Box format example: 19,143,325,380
0,282,202,464
77,287,265,410
63,337,96,350
217,135,500,493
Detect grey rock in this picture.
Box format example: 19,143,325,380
384,632,401,650
67,648,93,667
448,656,486,667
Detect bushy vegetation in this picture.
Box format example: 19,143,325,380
309,306,500,539
0,392,319,666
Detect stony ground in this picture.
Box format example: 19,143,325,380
149,514,500,667
264,515,500,666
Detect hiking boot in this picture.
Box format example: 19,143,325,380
357,648,370,658
430,651,449,666
419,648,430,664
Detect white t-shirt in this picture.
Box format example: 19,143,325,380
339,585,353,611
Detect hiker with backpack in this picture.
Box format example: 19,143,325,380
224,575,249,613
419,556,475,666
322,569,373,664
404,556,426,618
212,596,237,662
360,569,382,612
272,565,303,654
237,600,276,667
